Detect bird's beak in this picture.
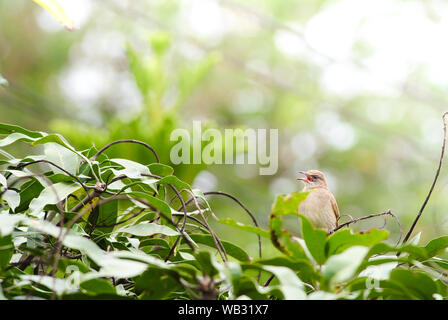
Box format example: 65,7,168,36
297,171,309,183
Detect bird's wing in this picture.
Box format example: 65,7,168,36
330,194,340,226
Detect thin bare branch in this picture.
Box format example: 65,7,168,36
203,191,262,260
329,210,403,245
90,139,159,163
402,112,448,244
181,189,228,262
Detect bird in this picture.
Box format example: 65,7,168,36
297,170,340,233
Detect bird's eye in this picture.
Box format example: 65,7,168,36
311,175,319,180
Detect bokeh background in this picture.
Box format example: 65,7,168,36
1,0,448,258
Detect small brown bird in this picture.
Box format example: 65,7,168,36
297,170,339,233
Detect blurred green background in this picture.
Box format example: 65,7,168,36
1,0,448,258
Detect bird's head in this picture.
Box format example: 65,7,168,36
297,169,328,190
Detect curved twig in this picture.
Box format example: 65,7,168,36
1,174,65,278
329,210,403,245
263,274,275,287
14,160,90,194
69,191,97,213
90,139,159,163
181,189,228,262
140,172,190,235
162,186,190,262
202,191,262,260
164,236,182,263
62,194,196,251
401,112,448,244
263,273,315,291
106,172,191,247
0,173,63,217
169,184,188,231
172,212,210,230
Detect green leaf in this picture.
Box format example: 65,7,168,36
31,133,72,149
0,213,25,236
62,292,128,300
0,156,46,167
0,173,6,188
232,277,271,300
263,266,306,300
125,191,173,218
94,198,118,233
424,236,448,258
32,0,75,31
135,267,180,299
108,250,169,269
16,178,44,213
21,132,97,182
0,235,13,270
31,134,93,171
106,179,127,191
5,169,37,178
178,251,195,261
29,182,82,214
109,158,151,179
116,222,179,237
357,259,398,285
408,232,421,246
0,123,43,138
80,279,116,295
24,218,149,278
20,275,75,296
367,242,428,261
326,228,389,257
248,257,317,285
251,257,309,271
385,269,438,300
194,251,218,277
188,234,250,262
269,192,310,260
299,215,327,265
139,238,170,249
147,163,173,176
219,261,243,297
44,142,80,175
2,189,20,211
269,214,308,260
323,246,369,284
0,132,34,147
271,192,309,216
104,160,158,193
157,175,191,191
218,217,270,238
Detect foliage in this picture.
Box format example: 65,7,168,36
49,32,220,184
0,124,447,300
3,0,447,255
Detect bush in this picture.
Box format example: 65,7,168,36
0,123,447,300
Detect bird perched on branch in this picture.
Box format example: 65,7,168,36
297,170,339,233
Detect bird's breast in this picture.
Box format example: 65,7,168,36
298,188,337,231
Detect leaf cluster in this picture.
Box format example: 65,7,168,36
0,124,447,300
